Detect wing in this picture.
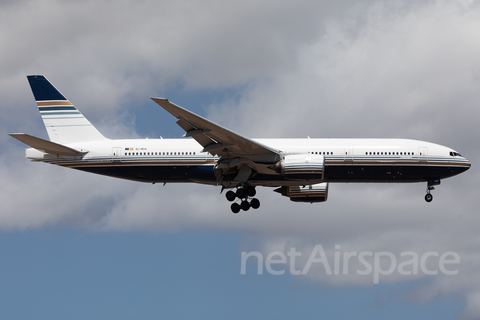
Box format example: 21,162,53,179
151,98,280,158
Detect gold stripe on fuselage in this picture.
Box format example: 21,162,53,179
325,160,470,167
47,158,470,169
56,160,217,168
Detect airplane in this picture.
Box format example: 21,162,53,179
9,75,471,213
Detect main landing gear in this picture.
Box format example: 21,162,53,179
425,179,441,203
226,186,260,213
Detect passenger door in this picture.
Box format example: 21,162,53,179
418,147,428,161
112,147,122,162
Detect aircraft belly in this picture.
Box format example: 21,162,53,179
74,164,216,183
70,162,468,185
324,164,469,182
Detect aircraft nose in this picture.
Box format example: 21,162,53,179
461,157,471,172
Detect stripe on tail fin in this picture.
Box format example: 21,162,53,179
27,75,107,144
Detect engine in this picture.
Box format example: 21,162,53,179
272,154,324,180
274,182,329,203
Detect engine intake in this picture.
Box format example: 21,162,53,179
274,182,329,203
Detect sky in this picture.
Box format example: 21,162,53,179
1,0,480,318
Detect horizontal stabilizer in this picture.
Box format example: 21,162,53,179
9,133,88,156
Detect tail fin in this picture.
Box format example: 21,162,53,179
27,75,107,144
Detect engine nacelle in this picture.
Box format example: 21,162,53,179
274,182,329,203
273,154,324,180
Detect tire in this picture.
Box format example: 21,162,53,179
226,190,236,202
250,198,260,209
246,186,256,197
231,203,241,214
425,193,433,202
236,188,246,199
240,200,250,211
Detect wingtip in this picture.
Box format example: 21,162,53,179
9,133,24,137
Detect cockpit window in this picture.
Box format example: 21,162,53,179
449,151,462,157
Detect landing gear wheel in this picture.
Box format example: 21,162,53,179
246,186,256,197
250,198,260,209
241,200,250,211
231,203,241,214
236,188,246,199
226,190,236,202
425,193,433,202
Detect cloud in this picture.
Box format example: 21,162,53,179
1,0,480,317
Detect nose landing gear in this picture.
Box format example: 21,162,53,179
425,192,433,202
425,179,440,203
226,186,260,213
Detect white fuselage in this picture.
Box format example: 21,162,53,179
25,137,471,187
